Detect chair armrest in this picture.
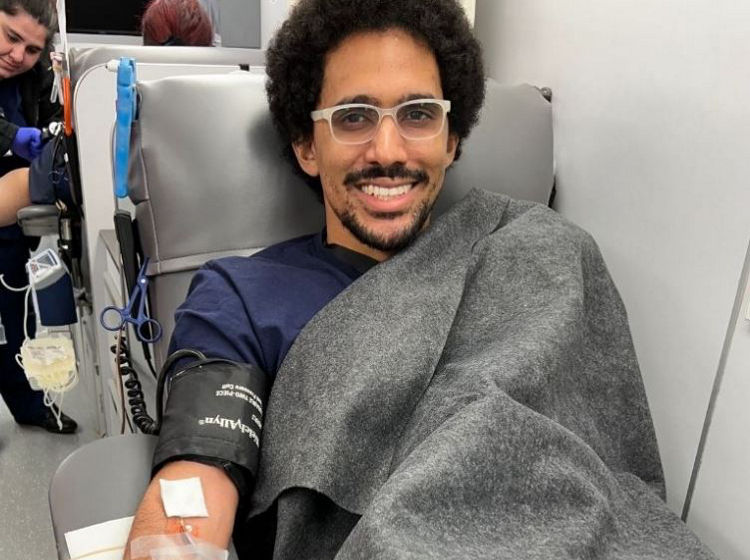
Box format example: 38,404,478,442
16,204,59,237
50,434,240,560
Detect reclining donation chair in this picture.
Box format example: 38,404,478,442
49,71,553,559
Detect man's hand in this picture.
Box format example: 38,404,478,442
124,460,239,560
11,127,43,161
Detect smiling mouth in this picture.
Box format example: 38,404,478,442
357,183,416,200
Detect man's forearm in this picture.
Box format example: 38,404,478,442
124,460,239,560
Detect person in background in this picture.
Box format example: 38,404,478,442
141,0,214,47
0,0,77,433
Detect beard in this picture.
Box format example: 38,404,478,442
335,163,437,252
334,198,433,253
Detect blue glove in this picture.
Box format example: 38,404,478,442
11,127,43,161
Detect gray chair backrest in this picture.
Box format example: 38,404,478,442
436,82,553,215
128,72,553,366
69,45,266,86
129,72,323,364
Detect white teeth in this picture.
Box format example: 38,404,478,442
360,184,413,199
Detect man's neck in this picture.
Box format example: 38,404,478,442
325,228,393,262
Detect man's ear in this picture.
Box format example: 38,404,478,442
446,133,459,165
292,137,320,177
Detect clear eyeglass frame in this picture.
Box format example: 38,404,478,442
310,98,452,145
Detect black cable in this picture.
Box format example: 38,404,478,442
110,337,159,435
114,330,127,434
108,343,207,435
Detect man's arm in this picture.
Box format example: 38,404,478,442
124,460,239,559
123,265,269,558
0,168,30,226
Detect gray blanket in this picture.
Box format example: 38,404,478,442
245,189,714,559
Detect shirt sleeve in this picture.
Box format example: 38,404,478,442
155,261,270,502
167,260,267,371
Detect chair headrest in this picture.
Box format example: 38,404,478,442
129,73,553,275
436,81,553,215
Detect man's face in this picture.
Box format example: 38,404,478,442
0,10,46,80
294,29,458,261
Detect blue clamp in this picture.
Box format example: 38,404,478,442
114,57,137,199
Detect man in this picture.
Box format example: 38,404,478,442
125,1,714,558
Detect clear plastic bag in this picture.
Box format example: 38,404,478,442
18,334,77,392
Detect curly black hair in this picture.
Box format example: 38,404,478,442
265,0,485,199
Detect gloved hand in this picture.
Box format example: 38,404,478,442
11,127,43,161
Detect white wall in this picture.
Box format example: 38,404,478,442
260,0,293,48
459,0,476,25
475,0,750,524
219,0,261,48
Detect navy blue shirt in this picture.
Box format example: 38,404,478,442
0,78,27,241
0,78,25,127
168,232,378,376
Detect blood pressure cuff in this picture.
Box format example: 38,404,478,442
152,359,269,501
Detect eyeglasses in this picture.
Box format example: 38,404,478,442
310,98,451,145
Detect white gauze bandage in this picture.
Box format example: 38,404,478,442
159,477,209,518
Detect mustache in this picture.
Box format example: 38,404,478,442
344,164,428,187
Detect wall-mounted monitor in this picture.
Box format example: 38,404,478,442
66,0,149,36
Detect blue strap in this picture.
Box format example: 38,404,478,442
114,57,136,199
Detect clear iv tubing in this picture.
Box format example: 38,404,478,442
180,521,215,560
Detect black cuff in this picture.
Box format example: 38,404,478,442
152,360,269,497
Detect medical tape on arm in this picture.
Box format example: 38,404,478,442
152,359,270,491
130,535,228,560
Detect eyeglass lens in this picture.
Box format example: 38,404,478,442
330,101,446,143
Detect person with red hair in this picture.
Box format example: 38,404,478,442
141,0,214,47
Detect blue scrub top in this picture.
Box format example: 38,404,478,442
168,232,378,377
0,77,29,242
